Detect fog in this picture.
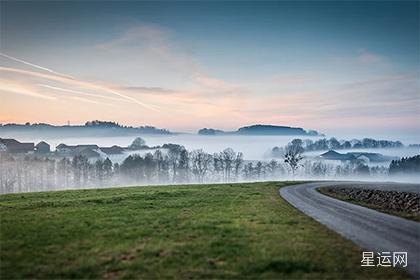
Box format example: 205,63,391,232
1,134,419,194
9,134,420,161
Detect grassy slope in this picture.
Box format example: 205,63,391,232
318,188,420,222
0,182,408,279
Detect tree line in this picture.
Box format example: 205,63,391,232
389,155,420,175
272,137,404,156
1,142,398,194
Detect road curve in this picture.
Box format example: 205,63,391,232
279,182,420,278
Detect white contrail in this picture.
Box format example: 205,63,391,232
101,87,160,112
0,66,160,111
71,96,117,107
0,52,74,79
39,84,131,103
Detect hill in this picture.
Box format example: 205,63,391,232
0,121,171,138
198,124,321,136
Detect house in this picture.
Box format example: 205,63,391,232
347,152,391,162
74,147,101,158
319,150,392,163
55,143,101,159
56,144,99,153
35,141,50,153
0,138,34,153
319,150,356,161
99,145,125,155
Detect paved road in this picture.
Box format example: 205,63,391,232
279,182,420,278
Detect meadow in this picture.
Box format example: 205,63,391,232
0,182,408,279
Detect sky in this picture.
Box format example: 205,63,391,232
0,1,419,136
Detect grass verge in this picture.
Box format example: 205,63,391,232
0,182,409,279
318,187,420,222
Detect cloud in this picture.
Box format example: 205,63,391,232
118,86,175,95
96,24,201,83
192,75,242,93
97,24,171,51
357,49,387,64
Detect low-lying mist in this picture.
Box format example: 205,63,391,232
1,145,418,194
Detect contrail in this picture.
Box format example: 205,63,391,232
0,52,74,79
101,87,160,112
71,96,118,107
39,84,132,103
0,66,160,111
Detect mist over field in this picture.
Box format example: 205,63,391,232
4,133,420,161
1,132,419,194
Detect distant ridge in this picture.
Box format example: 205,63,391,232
0,120,172,138
198,124,322,136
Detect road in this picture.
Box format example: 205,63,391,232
279,181,420,278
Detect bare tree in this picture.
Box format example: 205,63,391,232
284,140,304,176
221,148,235,181
233,152,244,181
191,149,212,182
129,137,146,150
167,145,185,182
153,150,169,182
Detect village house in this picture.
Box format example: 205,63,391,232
99,145,125,155
0,138,35,153
55,144,102,159
35,141,51,153
319,150,391,163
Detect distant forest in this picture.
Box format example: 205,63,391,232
0,120,171,137
389,155,420,175
198,124,321,136
272,137,404,157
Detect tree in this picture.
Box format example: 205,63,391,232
94,159,104,183
389,155,420,175
243,162,254,179
233,152,244,181
143,153,156,182
191,149,212,183
312,161,328,177
355,163,370,175
329,138,341,150
178,150,190,182
271,146,284,158
154,150,169,182
221,148,236,181
129,137,146,150
213,153,224,181
167,145,186,182
342,141,352,149
255,161,264,179
266,159,279,178
103,158,113,181
284,141,304,176
120,155,145,182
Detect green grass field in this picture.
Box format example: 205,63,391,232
0,182,409,279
